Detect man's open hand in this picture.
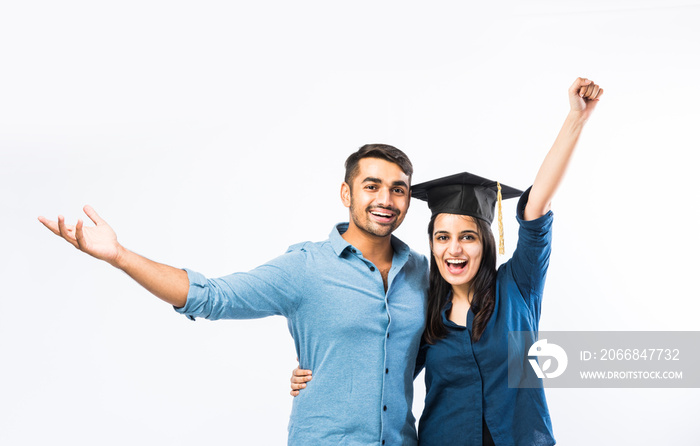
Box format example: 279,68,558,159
39,205,122,266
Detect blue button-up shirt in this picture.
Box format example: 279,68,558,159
175,223,429,445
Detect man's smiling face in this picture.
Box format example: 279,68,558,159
342,157,411,238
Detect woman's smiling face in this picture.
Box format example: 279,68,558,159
431,213,484,294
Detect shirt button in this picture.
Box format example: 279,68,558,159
385,368,389,374
382,441,385,445
386,333,390,338
383,405,387,411
351,248,356,253
370,266,375,271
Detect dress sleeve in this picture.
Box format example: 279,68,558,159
507,186,554,312
173,245,308,321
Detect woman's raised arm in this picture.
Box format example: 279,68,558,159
524,77,603,220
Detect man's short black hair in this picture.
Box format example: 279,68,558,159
344,144,413,188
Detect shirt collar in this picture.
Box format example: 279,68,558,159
440,292,473,330
330,223,353,256
329,222,411,262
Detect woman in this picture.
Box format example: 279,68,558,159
291,77,603,445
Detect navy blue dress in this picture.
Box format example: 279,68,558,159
416,191,556,446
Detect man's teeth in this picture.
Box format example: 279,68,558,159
446,259,466,264
372,211,392,217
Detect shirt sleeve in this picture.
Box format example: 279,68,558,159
173,245,308,321
507,186,553,312
413,339,428,379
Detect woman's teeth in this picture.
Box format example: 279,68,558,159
446,259,467,272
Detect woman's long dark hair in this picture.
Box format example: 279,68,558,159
423,214,498,344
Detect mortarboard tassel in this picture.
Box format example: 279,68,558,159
497,182,504,255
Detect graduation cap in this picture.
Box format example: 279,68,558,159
411,172,524,254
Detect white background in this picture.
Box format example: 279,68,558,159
2,1,699,444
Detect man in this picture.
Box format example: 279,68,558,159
39,144,429,445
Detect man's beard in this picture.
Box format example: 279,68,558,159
349,202,401,238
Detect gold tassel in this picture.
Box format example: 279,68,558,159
497,182,505,255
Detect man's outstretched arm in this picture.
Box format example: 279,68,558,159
39,205,189,308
